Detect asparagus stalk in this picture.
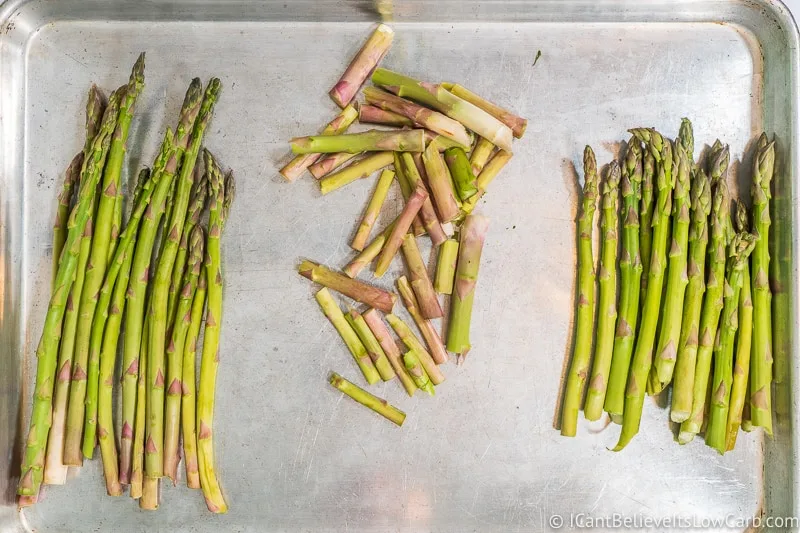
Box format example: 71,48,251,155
670,168,712,422
386,313,445,385
329,372,406,426
358,103,414,127
291,129,424,154
422,141,460,223
344,221,395,278
397,276,448,364
374,187,429,277
706,231,757,453
363,86,472,149
352,168,394,251
434,238,459,294
345,309,396,381
17,83,121,502
83,84,106,156
403,350,435,396
329,23,393,108
308,152,359,180
51,153,84,286
319,151,394,195
129,318,149,498
583,161,621,420
461,149,513,215
614,132,674,450
371,69,514,151
678,149,730,443
139,477,159,511
300,260,397,312
279,105,358,181
426,131,475,153
750,135,776,434
362,309,417,396
443,83,528,138
315,288,380,384
400,152,447,245
394,151,426,237
639,148,656,292
469,137,495,176
182,269,206,489
197,151,230,514
444,147,479,201
400,234,443,318
107,178,123,264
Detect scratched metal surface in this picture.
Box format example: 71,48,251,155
0,0,798,532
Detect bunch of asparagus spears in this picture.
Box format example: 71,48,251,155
561,119,777,454
282,24,526,424
19,54,235,513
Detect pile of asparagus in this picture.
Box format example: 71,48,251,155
561,119,777,454
282,24,526,424
18,55,234,513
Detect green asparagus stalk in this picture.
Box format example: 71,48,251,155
750,135,776,434
670,168,712,422
374,187,429,278
329,372,406,426
461,150,513,215
442,83,528,138
107,178,123,265
362,309,417,396
469,137,495,176
352,168,394,251
344,221,396,278
583,161,620,420
614,132,674,450
140,478,159,511
345,308,396,381
400,233,443,319
385,313,445,385
319,151,394,195
639,148,656,291
400,152,447,245
182,268,206,489
434,238,459,294
444,146,479,201
329,24,394,108
130,317,149,498
397,276,448,364
300,260,397,312
279,105,358,182
394,151,426,237
706,231,757,453
51,153,84,286
358,103,414,127
678,148,730,443
422,141,460,223
291,129,424,154
308,152,360,180
403,350,435,396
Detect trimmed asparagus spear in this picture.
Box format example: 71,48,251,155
352,168,394,251
386,313,445,385
358,103,414,127
130,318,149,499
434,238,459,294
422,141,460,223
706,231,757,454
329,372,406,426
444,146,479,201
344,221,396,278
346,309,396,381
280,105,358,181
329,24,394,108
583,161,621,420
363,86,472,148
613,132,674,450
292,129,424,154
750,135,775,434
678,149,730,443
394,151,426,237
17,83,121,501
300,260,397,312
182,269,206,489
639,148,656,291
469,137,495,176
397,276,448,364
362,309,417,396
403,350,435,396
400,152,447,245
308,152,359,180
315,288,380,384
52,153,84,286
670,168,712,422
319,151,394,195
461,150,513,215
443,83,528,138
371,69,514,151
374,187,428,277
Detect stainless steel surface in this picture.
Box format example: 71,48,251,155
0,1,798,531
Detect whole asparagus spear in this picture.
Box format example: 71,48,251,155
51,153,84,286
560,147,598,437
613,132,674,450
639,147,656,293
583,161,620,420
129,318,150,499
182,268,207,489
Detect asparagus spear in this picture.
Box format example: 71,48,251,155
400,233,443,318
670,168,712,422
750,135,776,434
345,308,396,381
362,309,417,396
352,168,394,251
434,238,459,294
371,69,514,151
639,148,656,292
329,24,393,108
426,131,475,153
422,141,460,223
461,150,513,215
374,188,429,278
443,83,528,138
650,138,692,394
197,151,230,514
613,132,674,450
319,151,394,195
363,86,472,149
706,231,757,453
394,151,426,237
400,152,447,245
444,147,479,201
308,152,359,180
107,178,123,265
344,221,396,278
17,83,122,502
51,153,84,286
403,350,435,396
386,313,445,385
358,103,414,127
182,269,206,489
678,149,730,443
299,260,397,312
315,288,380,385
139,477,159,511
280,105,358,181
329,372,406,426
583,161,620,420
130,317,149,498
291,129,425,154
397,276,449,365
469,137,495,176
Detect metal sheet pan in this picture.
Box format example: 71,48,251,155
0,0,797,531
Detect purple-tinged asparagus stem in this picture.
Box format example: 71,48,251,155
329,372,406,426
320,151,394,195
344,221,396,278
358,103,414,127
400,152,447,245
279,105,358,182
442,83,528,138
434,238,459,294
329,23,394,108
308,152,360,180
299,260,396,313
362,309,417,396
400,234,443,318
346,309,396,381
385,313,445,385
461,150,513,214
374,187,428,278
394,152,425,237
469,137,495,176
291,129,424,154
352,168,395,251
397,276,448,364
422,141,460,223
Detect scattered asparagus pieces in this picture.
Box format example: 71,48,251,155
400,234,443,319
394,151,426,237
469,138,495,176
319,151,394,195
291,129,425,154
362,309,417,396
400,152,447,245
358,103,414,127
386,313,445,385
309,152,360,180
351,168,394,250
344,221,395,278
434,238,459,294
422,141,461,223
329,372,406,426
461,150,513,214
442,83,528,138
346,308,396,381
300,259,397,312
396,276,449,365
374,187,429,278
403,350,435,396
329,24,394,108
